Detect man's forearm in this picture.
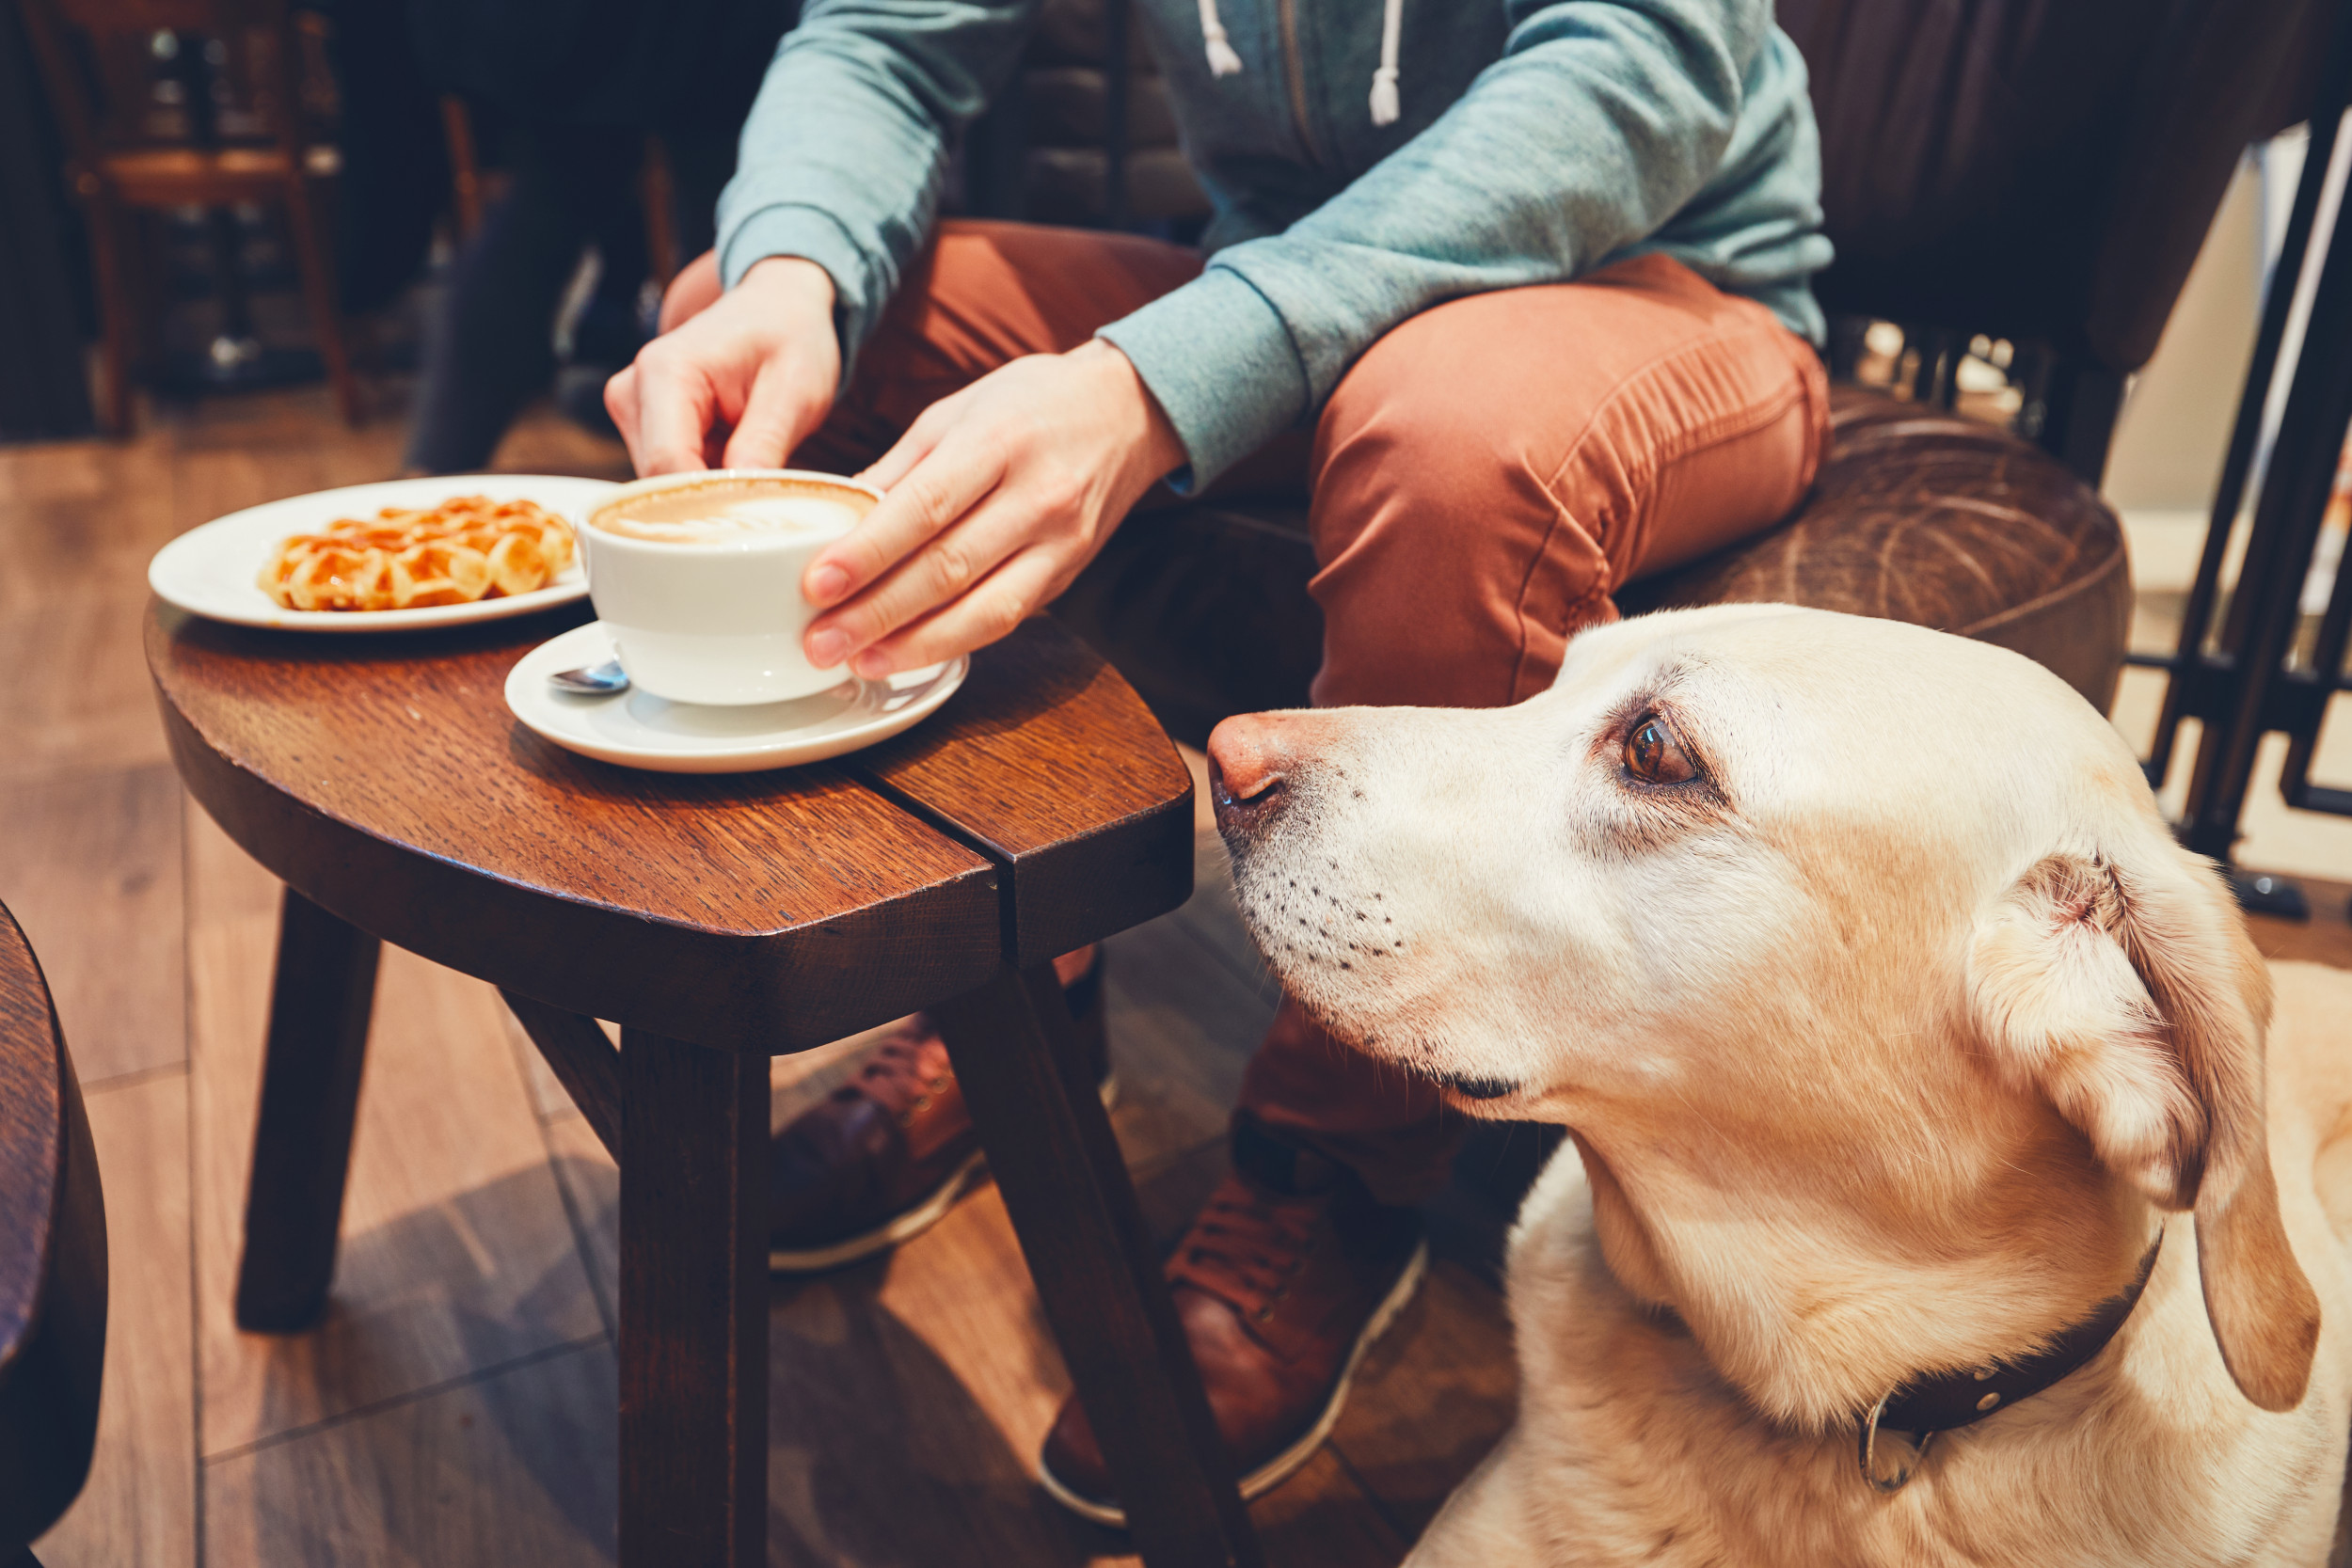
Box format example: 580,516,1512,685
715,0,1041,384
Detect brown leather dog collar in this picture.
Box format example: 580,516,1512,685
1857,1229,2165,1493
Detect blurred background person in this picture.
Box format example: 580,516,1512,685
399,0,797,475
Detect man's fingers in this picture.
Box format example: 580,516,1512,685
805,432,1003,611
633,355,721,476
849,549,1061,677
803,477,1033,665
803,415,952,608
604,366,644,469
721,356,823,470
859,390,968,492
809,467,1061,658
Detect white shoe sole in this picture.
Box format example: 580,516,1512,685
1035,1234,1432,1528
768,1072,1120,1275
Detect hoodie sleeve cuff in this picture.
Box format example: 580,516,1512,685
719,205,882,386
1097,267,1311,494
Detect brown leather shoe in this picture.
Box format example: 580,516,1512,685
1036,1122,1428,1527
767,952,1110,1273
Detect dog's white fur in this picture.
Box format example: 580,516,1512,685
1211,605,2352,1566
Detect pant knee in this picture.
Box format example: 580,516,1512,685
1306,309,1623,706
1312,320,1539,549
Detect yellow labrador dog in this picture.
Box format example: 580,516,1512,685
1206,605,2352,1566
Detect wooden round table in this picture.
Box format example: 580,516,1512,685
148,600,1260,1568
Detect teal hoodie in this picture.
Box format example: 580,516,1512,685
717,0,1832,489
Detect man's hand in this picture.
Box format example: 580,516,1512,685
604,254,841,474
803,340,1184,678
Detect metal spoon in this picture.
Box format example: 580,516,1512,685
548,658,629,695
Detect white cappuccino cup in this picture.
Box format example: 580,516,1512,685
582,469,880,705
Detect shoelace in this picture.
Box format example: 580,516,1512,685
843,1026,952,1125
1196,0,1406,126
1168,1177,1321,1323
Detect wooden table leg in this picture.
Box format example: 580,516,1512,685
233,887,380,1332
501,992,621,1160
617,1029,767,1568
935,965,1263,1568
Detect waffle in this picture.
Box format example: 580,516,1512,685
257,495,577,612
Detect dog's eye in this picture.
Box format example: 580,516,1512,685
1623,712,1696,784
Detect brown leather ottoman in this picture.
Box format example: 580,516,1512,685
1053,386,2130,746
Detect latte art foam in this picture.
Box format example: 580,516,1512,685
593,478,870,544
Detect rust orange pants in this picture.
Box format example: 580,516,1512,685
800,220,1830,1204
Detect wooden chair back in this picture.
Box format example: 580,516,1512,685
19,0,312,168
1779,0,2333,475
1788,0,2328,378
17,0,360,431
0,899,108,1559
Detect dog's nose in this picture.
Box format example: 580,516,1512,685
1207,713,1289,830
1209,714,1286,800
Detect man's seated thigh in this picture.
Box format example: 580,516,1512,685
1305,252,1828,708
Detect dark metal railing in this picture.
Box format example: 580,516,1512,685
2124,5,2352,917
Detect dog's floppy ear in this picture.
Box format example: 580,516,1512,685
1969,847,2317,1412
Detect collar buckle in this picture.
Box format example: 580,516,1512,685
1856,1396,1935,1494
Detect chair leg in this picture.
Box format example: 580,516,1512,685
933,964,1263,1568
119,211,166,385
279,177,361,427
81,196,135,436
438,96,485,240
641,135,679,289
233,887,380,1332
617,1029,767,1568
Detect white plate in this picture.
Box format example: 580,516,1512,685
504,622,968,773
148,473,620,631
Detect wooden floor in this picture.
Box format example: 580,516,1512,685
8,383,2351,1567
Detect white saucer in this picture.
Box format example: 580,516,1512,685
149,473,617,631
504,621,968,773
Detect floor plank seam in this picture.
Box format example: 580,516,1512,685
1324,1439,1413,1551
197,1335,612,1467
81,1058,192,1097
1168,900,1283,1004
540,1120,617,1340
0,758,187,796
493,993,619,1339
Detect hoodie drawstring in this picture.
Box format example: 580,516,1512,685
1196,0,1402,124
1198,0,1244,75
1370,0,1401,124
